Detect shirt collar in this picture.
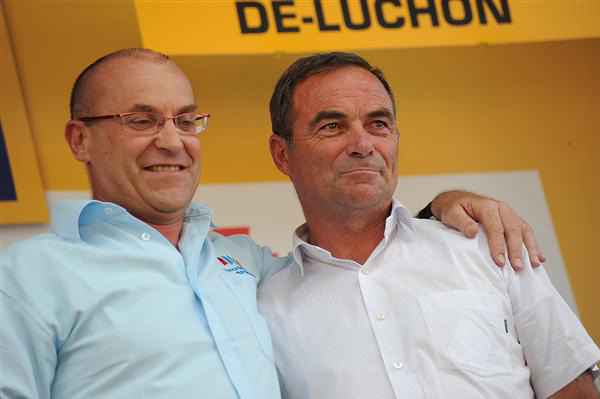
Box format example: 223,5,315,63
291,199,416,275
51,199,213,240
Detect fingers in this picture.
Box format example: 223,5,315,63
475,201,508,268
440,204,480,238
430,191,547,269
497,202,524,270
518,216,543,267
463,222,479,238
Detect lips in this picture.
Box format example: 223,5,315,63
340,168,380,175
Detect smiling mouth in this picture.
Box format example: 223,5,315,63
145,165,184,172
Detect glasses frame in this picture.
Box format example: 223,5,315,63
78,111,210,135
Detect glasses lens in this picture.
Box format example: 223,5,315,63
123,113,160,131
176,113,207,134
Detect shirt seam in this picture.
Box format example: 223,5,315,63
1,289,56,343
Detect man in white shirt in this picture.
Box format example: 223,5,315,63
258,52,600,398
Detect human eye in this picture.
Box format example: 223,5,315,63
176,114,197,131
370,120,392,134
125,113,156,130
317,122,341,136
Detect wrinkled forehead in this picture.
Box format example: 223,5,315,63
293,66,394,117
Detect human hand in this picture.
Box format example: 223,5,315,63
429,191,546,270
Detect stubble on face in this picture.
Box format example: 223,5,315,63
286,66,399,221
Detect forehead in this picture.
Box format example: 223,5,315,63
88,58,195,113
292,66,393,120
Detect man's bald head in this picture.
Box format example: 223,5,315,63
69,48,170,119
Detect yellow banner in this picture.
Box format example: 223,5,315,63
135,0,600,55
0,5,48,224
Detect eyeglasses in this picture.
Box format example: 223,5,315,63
78,112,210,135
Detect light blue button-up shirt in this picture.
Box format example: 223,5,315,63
1,200,291,399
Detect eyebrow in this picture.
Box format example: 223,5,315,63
178,104,198,114
366,108,394,121
128,103,197,114
309,110,347,131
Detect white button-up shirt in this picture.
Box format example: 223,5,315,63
258,200,600,399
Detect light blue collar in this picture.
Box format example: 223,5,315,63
51,200,213,240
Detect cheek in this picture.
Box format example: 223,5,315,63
377,140,398,165
178,135,201,160
186,139,202,161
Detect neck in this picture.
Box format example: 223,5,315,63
146,219,184,248
303,203,391,265
91,193,186,248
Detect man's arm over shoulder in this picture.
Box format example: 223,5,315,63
429,190,545,269
208,231,292,285
548,369,599,399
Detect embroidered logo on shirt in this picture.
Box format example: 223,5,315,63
217,255,256,277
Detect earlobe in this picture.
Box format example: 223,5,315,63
65,120,91,162
269,134,292,177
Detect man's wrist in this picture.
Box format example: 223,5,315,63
417,201,435,220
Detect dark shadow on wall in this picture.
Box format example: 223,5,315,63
0,121,17,201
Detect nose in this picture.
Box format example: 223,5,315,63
347,125,374,158
153,118,184,152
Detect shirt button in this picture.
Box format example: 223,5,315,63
141,232,151,241
376,312,387,320
393,361,404,370
361,268,371,275
104,207,114,215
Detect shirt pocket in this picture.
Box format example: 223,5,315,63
219,272,275,363
418,290,513,377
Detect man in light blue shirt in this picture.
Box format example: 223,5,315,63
1,48,289,399
2,201,286,398
0,48,543,398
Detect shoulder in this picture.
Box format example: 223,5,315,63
2,232,77,270
1,231,100,303
412,218,478,242
410,218,494,259
206,231,292,283
257,255,300,300
1,232,84,283
1,233,85,331
406,219,510,287
207,231,267,263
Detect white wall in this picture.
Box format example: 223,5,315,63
1,170,576,314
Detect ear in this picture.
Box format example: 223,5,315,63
269,134,292,177
64,120,91,163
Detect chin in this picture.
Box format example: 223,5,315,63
150,193,194,214
338,196,388,210
338,187,390,208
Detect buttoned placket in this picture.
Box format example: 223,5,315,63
180,213,262,399
356,225,424,399
358,262,406,372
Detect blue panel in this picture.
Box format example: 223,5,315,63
0,121,17,201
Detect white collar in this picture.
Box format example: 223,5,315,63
291,199,416,275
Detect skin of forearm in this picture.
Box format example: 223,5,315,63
548,370,600,399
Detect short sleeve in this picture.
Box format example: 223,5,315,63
501,251,600,398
